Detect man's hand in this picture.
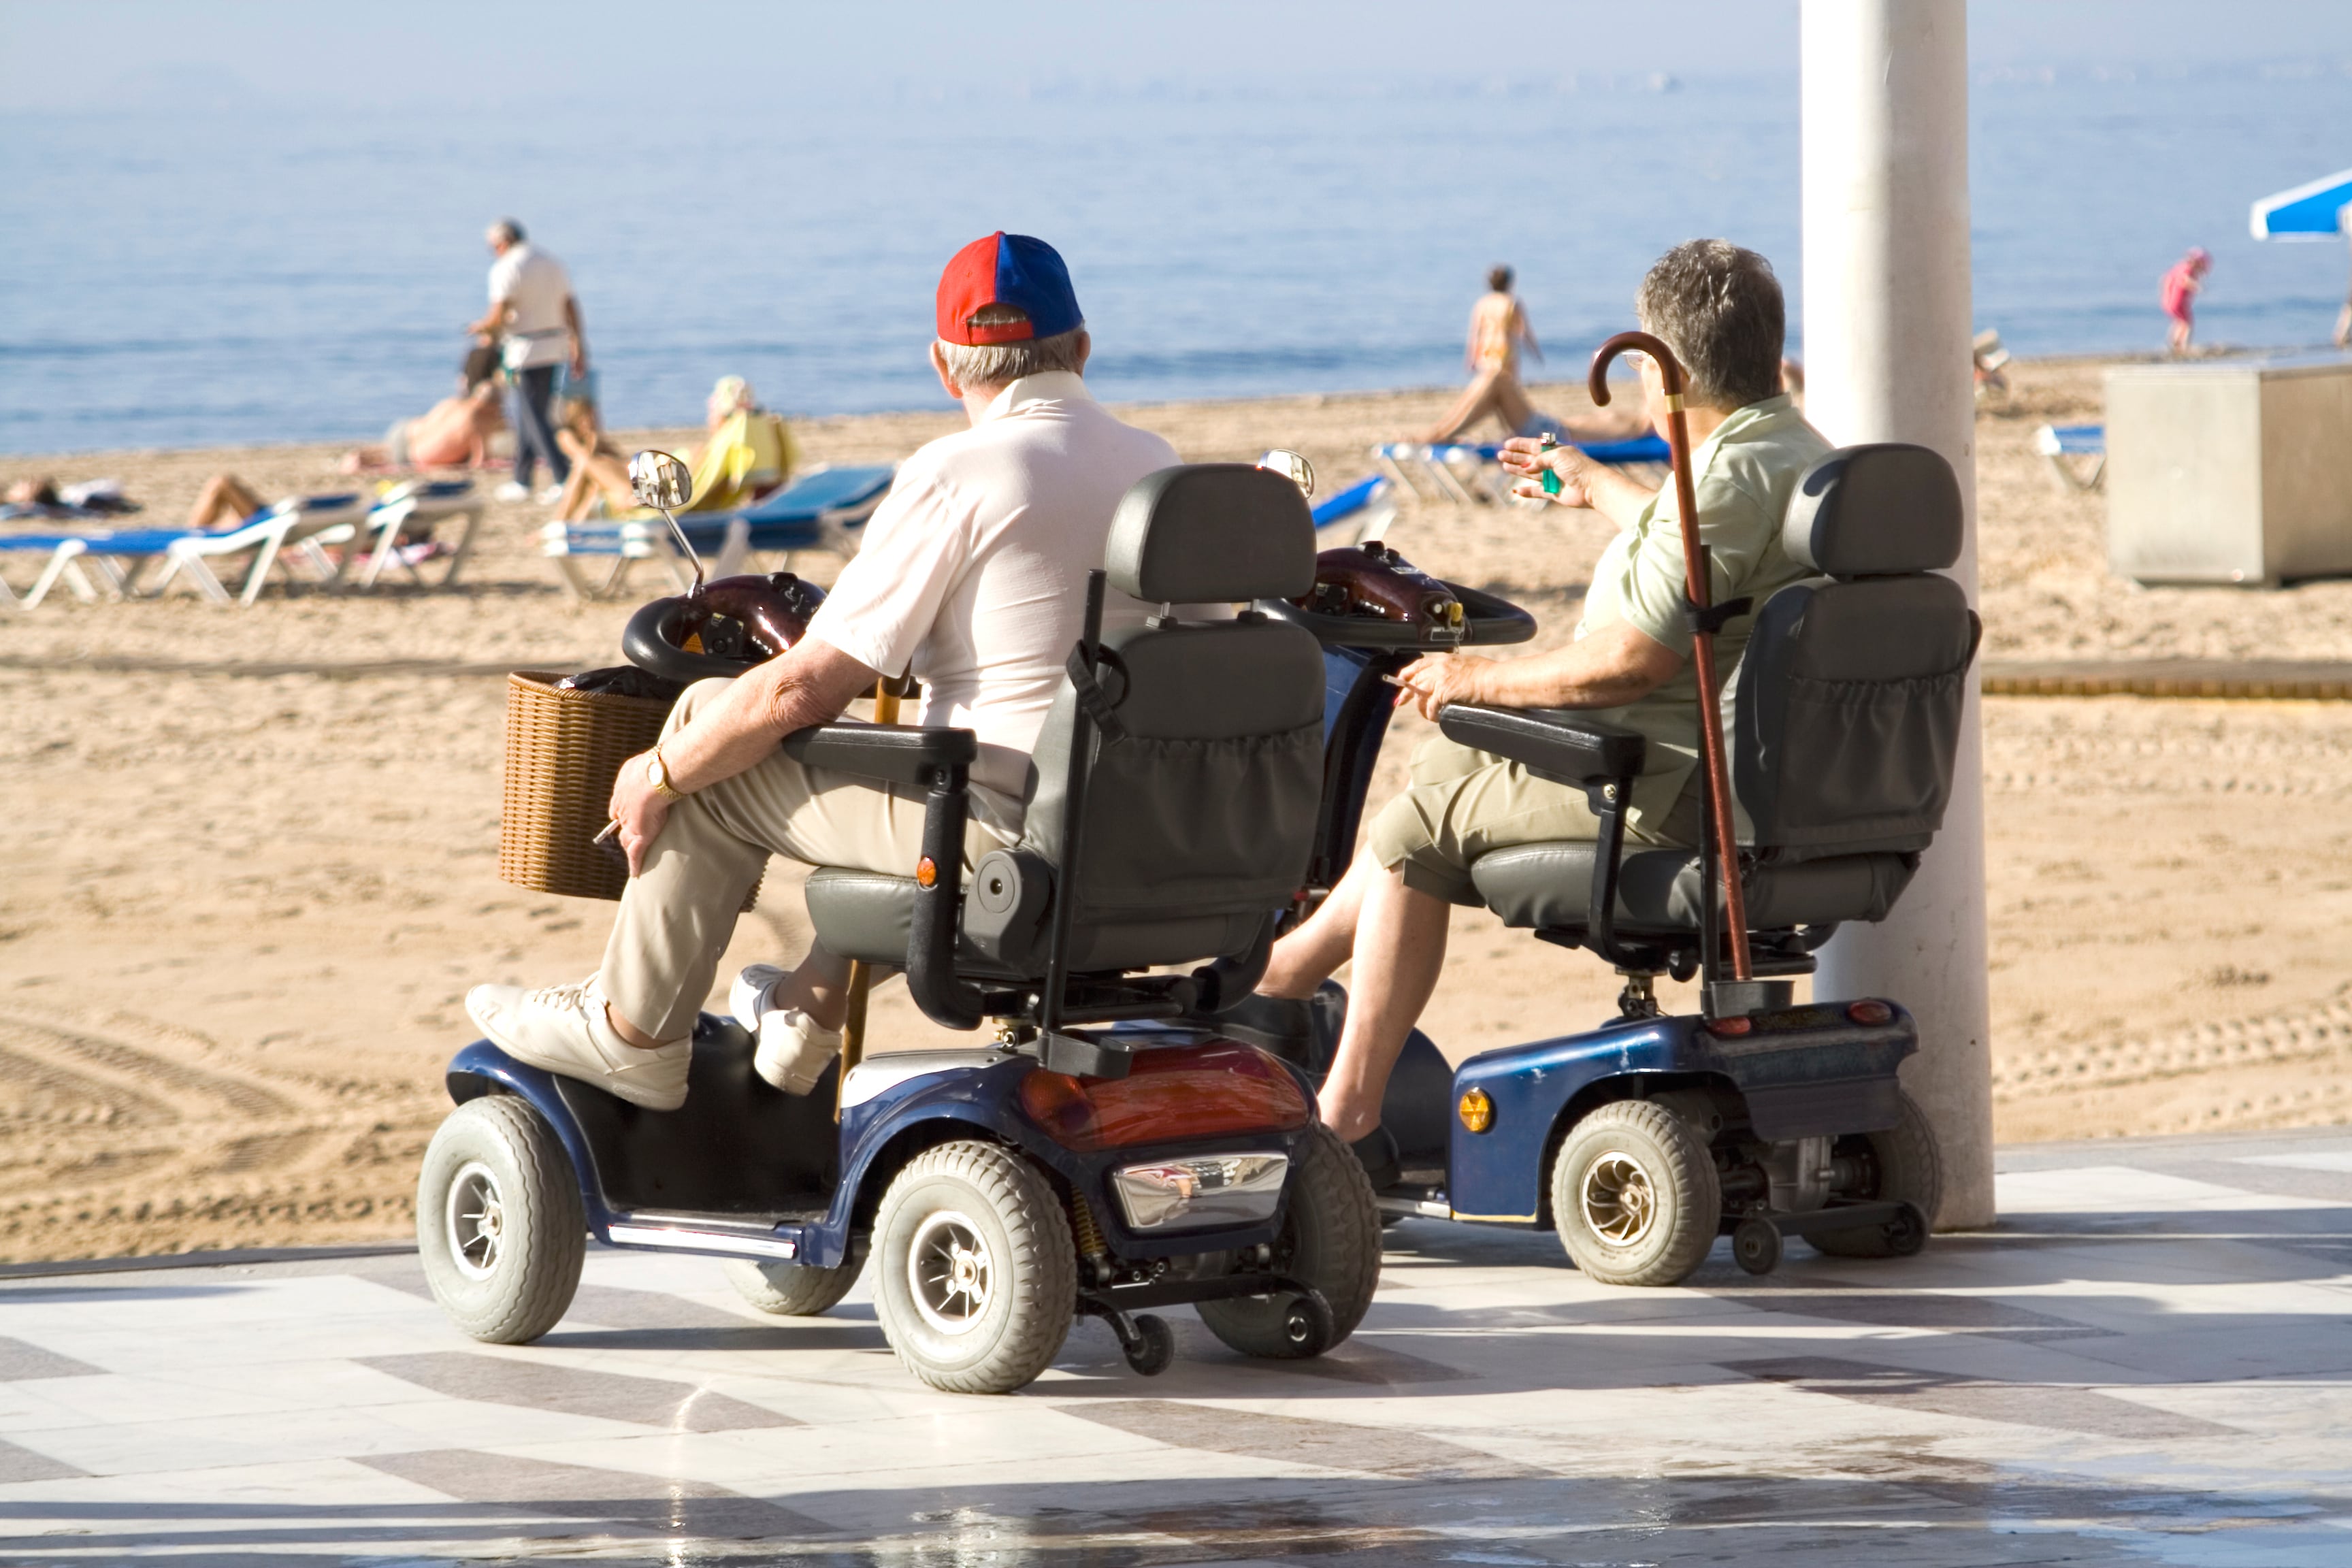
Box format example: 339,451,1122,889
1392,653,1494,721
608,752,672,878
1497,436,1599,508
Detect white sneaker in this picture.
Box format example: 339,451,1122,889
730,964,844,1096
493,480,529,502
535,484,566,505
466,977,691,1111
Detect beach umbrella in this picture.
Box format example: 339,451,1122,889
2249,166,2352,240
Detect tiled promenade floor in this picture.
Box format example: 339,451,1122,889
1,1127,2347,1566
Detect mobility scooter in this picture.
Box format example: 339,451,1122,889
1242,332,1980,1286
416,458,1382,1394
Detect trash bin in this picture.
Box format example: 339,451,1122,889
2106,355,2352,586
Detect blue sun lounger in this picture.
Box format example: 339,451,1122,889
540,463,898,600
2034,423,2106,493
1,492,371,610
1311,475,1398,546
1372,432,1673,506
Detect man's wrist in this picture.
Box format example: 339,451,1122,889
645,748,685,800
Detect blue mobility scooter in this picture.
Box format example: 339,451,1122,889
1241,333,1981,1286
416,461,1384,1394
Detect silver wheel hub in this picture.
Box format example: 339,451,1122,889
1581,1151,1659,1247
907,1209,994,1335
446,1160,506,1280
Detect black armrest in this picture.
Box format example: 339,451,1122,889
1439,704,1646,785
781,723,977,790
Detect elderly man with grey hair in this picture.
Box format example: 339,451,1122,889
466,232,1182,1112
1236,240,1831,1181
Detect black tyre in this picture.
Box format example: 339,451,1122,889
1811,1089,1944,1258
1550,1099,1722,1287
723,1256,862,1316
1197,1122,1382,1358
871,1141,1075,1394
416,1095,585,1343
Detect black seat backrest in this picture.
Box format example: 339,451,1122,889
1733,444,1980,860
1020,464,1325,943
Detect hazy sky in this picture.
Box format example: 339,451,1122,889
5,1,2352,112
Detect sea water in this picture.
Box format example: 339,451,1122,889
1,66,2347,456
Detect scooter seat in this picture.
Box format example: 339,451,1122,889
1468,840,1917,934
804,866,1267,975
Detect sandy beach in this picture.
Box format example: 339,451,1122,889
4,356,2350,1263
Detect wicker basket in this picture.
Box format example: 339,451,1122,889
500,672,669,900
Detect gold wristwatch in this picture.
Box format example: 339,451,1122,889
645,749,684,800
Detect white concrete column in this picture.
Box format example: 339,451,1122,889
1800,0,1994,1228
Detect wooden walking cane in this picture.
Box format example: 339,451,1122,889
1587,333,1753,986
834,674,904,1120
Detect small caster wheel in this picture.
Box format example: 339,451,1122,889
1280,1288,1337,1356
1732,1217,1782,1276
1122,1313,1177,1377
1883,1200,1929,1258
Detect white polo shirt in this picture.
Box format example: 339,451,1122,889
806,371,1180,818
487,244,574,370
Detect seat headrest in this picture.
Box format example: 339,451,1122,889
1783,444,1963,577
1106,464,1316,604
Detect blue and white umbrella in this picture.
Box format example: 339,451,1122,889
2251,167,2352,240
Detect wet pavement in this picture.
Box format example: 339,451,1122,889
1,1126,2347,1565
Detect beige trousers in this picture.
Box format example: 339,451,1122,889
598,679,1017,1042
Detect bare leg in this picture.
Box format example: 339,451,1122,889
553,431,600,522
1423,369,1514,444
2335,301,2350,350
604,941,861,1049
187,474,265,530
1316,864,1450,1141
1256,851,1376,998
765,943,858,1030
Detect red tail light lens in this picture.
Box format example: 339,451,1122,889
1019,1042,1311,1152
1846,1000,1895,1026
1705,1015,1754,1037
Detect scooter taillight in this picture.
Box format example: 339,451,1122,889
1019,1042,1312,1153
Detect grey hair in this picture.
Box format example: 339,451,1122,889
936,304,1086,390
1633,240,1785,410
490,217,526,244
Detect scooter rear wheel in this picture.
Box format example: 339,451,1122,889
871,1141,1075,1394
1550,1099,1722,1287
1196,1122,1382,1358
416,1095,585,1344
723,1256,862,1316
1810,1090,1943,1258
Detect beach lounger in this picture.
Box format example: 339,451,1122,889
2035,423,2106,494
344,478,486,590
540,463,898,600
1370,434,1673,508
0,492,376,610
1311,475,1397,545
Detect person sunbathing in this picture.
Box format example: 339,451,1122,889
341,344,510,474
551,375,798,521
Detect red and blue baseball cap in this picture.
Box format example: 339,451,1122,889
935,232,1084,345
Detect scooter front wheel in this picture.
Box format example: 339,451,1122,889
1550,1098,1721,1287
416,1095,585,1343
871,1141,1075,1394
723,1256,863,1316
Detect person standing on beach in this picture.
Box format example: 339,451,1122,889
2162,247,2210,356
467,219,587,502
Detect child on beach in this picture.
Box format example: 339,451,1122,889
2162,248,2210,355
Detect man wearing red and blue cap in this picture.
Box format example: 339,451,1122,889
468,233,1189,1111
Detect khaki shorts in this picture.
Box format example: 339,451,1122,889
1364,733,1703,905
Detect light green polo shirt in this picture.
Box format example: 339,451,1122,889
1575,393,1831,834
